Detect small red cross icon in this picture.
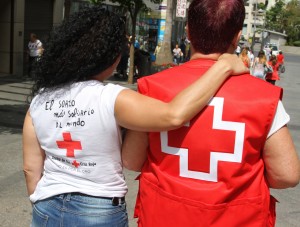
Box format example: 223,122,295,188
72,160,80,168
56,132,82,157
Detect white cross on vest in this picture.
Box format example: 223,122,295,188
160,97,245,182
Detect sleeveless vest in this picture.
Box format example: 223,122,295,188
135,59,282,227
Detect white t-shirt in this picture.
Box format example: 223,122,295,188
173,48,182,57
28,39,42,57
29,81,127,203
267,100,290,138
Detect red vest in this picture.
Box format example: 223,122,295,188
135,59,282,227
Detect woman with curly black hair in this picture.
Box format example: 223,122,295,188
23,5,248,227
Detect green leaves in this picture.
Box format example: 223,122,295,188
88,0,105,5
265,0,300,45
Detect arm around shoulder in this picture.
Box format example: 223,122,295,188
115,54,249,132
263,126,300,189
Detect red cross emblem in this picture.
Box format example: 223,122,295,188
72,160,80,168
56,132,82,157
161,97,245,182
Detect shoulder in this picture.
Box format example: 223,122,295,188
103,83,127,93
101,83,128,102
214,76,281,107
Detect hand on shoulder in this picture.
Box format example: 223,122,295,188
218,53,250,76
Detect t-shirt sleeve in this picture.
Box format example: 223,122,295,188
101,83,128,115
267,100,290,138
37,40,43,48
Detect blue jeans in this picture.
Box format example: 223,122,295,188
173,56,181,65
31,193,128,227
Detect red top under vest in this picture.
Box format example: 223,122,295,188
135,59,282,227
277,54,284,64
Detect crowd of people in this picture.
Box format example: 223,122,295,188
236,44,285,85
23,0,299,227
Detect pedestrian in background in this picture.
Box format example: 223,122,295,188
266,55,280,85
173,43,183,65
122,0,300,226
27,33,43,77
22,5,248,227
277,51,285,73
153,42,161,62
252,50,271,79
239,48,250,68
247,47,255,69
235,44,241,56
264,44,272,61
185,37,191,61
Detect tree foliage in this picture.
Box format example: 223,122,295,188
265,0,300,45
285,0,300,44
257,3,266,10
265,0,287,32
89,0,103,4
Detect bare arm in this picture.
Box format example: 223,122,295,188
263,126,300,189
122,131,148,171
115,54,249,132
23,111,45,196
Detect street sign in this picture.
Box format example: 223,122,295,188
176,0,187,18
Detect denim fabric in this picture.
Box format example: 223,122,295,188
31,194,128,227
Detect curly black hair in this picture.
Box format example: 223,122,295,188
31,5,127,97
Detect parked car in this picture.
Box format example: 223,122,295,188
265,43,280,56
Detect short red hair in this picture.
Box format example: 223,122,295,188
188,0,245,54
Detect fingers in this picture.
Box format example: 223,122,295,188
218,53,249,75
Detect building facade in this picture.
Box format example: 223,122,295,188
0,0,64,77
0,0,170,77
243,0,267,42
0,0,285,78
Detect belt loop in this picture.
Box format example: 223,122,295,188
112,197,125,206
66,193,71,201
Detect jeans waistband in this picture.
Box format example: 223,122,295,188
70,193,125,206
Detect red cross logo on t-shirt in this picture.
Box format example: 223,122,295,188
56,132,82,157
160,97,245,182
72,160,80,168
